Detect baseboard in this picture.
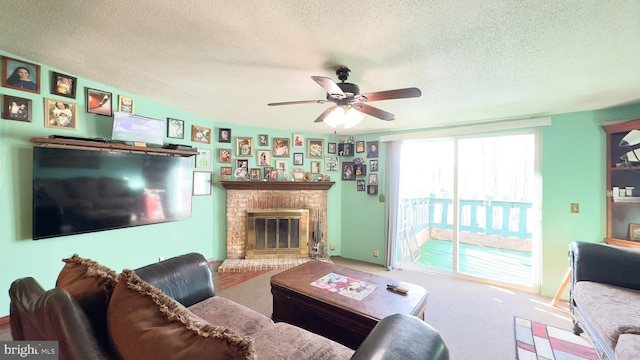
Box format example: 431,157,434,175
0,315,9,327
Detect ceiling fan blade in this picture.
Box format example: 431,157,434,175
311,76,345,96
353,103,395,121
360,87,422,102
268,99,327,106
314,106,338,123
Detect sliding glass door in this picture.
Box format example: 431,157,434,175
396,139,455,273
394,132,539,289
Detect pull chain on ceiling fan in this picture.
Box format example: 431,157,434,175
268,67,422,128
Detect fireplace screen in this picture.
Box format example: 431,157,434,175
246,209,309,258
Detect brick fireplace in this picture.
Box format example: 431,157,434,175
220,181,335,260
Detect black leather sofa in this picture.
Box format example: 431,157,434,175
10,253,450,360
568,241,640,360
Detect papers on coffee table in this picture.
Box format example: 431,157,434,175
310,272,378,301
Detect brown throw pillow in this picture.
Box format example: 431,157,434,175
55,254,118,354
108,269,256,360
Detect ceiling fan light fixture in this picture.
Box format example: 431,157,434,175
344,107,364,129
324,107,363,129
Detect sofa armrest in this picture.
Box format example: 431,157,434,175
569,241,640,291
134,252,215,307
351,314,449,360
9,277,111,360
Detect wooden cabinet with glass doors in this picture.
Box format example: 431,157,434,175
604,119,640,248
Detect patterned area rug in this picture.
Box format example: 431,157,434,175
514,317,598,360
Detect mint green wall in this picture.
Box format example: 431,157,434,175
0,50,341,316
338,134,387,263
540,105,640,297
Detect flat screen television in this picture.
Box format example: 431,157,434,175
33,147,193,240
112,112,165,145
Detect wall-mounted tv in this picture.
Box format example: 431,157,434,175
112,112,165,145
33,147,193,240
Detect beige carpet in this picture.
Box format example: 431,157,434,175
218,256,573,360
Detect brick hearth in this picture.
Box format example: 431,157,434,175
217,257,333,272
221,181,334,261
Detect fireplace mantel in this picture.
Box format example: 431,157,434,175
219,181,335,191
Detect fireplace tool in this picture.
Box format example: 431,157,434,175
311,208,325,259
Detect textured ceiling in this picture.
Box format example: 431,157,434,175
1,1,639,135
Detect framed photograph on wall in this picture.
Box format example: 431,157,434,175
357,180,365,191
193,171,212,196
250,168,261,181
219,148,231,163
275,160,287,174
367,185,378,195
234,161,248,180
195,148,212,168
328,142,336,154
342,161,355,181
118,96,135,114
273,137,290,157
2,56,40,94
258,134,269,146
44,98,77,130
167,118,184,139
370,159,378,172
325,156,338,172
192,125,211,144
221,166,232,176
311,161,321,174
219,128,231,143
293,152,304,165
3,95,32,122
366,141,379,158
308,138,324,158
257,149,271,166
368,173,377,185
236,159,248,170
51,71,76,98
355,164,367,176
263,166,274,180
236,137,254,157
86,88,113,116
293,134,304,147
356,141,365,153
269,169,279,181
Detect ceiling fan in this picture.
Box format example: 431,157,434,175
268,67,422,126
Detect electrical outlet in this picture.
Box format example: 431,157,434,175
159,256,165,262
373,249,379,257
571,203,579,214
330,243,335,251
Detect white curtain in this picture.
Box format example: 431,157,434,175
384,140,403,269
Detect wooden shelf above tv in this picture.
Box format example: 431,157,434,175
31,137,198,157
220,180,335,191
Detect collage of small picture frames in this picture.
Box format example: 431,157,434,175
0,55,210,197
1,56,135,129
1,55,380,197
214,129,329,183
205,128,381,196
339,139,380,195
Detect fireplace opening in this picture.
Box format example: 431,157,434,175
246,209,309,258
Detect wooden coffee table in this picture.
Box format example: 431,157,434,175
270,261,429,349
